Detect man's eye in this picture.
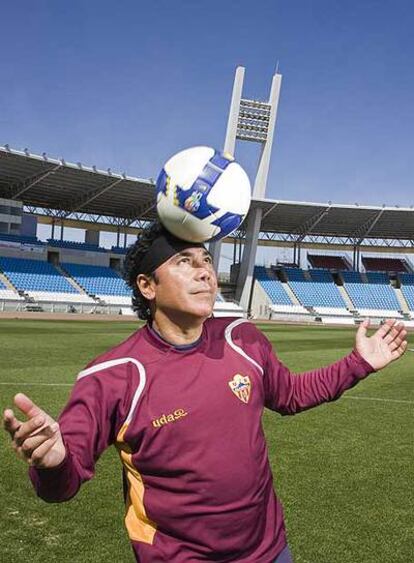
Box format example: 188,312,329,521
178,257,190,264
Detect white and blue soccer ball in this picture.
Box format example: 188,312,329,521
156,146,251,243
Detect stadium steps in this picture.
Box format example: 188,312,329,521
337,285,355,310
54,264,90,295
0,271,19,293
394,287,410,315
267,268,301,304
282,282,301,305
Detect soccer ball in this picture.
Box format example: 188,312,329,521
156,146,251,243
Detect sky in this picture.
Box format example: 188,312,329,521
1,1,414,265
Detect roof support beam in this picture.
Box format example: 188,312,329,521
125,201,156,225
8,163,62,199
65,177,125,213
295,205,332,241
352,207,386,245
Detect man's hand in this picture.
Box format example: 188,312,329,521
356,319,408,371
3,393,66,469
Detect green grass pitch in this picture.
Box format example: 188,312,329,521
0,319,413,562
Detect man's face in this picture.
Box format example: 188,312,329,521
140,247,218,321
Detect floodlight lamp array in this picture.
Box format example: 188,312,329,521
236,98,271,143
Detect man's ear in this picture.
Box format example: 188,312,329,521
136,274,156,300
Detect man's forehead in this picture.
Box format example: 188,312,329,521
172,247,211,259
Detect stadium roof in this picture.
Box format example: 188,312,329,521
1,145,413,243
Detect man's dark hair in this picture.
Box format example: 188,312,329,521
122,222,164,321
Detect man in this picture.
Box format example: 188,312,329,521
3,222,408,562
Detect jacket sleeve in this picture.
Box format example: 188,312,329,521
29,361,136,502
260,334,375,415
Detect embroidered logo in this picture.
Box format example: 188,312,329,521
228,374,251,404
152,408,188,428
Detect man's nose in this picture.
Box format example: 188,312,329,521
194,261,211,280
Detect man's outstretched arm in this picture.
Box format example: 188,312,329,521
263,319,408,414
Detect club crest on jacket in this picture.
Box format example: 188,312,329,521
228,374,251,404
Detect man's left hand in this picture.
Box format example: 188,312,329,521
356,319,408,371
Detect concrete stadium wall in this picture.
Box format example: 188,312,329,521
250,280,272,319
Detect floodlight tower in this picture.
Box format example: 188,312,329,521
210,66,282,311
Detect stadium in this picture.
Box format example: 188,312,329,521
1,138,414,326
1,66,413,562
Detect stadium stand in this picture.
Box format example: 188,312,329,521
60,262,131,305
0,276,24,305
399,273,414,314
0,257,77,293
341,270,402,317
253,267,310,319
0,256,95,308
0,233,44,246
2,146,414,322
286,268,347,309
254,267,292,305
308,254,351,270
362,256,411,273
47,239,107,253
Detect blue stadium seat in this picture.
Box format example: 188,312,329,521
0,257,77,293
61,263,130,296
285,268,346,308
254,267,293,305
341,270,400,310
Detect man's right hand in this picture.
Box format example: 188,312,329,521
3,393,66,469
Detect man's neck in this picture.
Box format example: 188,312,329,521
151,314,205,346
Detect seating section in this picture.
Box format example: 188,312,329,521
0,233,45,246
0,253,411,317
61,263,130,297
286,268,346,308
362,256,410,273
254,267,292,305
0,233,44,246
308,254,351,270
47,239,107,253
342,270,400,310
0,257,77,293
399,273,414,311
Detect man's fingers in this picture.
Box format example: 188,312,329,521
29,432,60,466
18,423,59,459
3,409,20,434
13,414,47,446
383,323,405,344
391,341,408,361
14,393,46,420
376,319,396,339
356,319,369,340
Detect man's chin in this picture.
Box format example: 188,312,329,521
185,303,214,320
